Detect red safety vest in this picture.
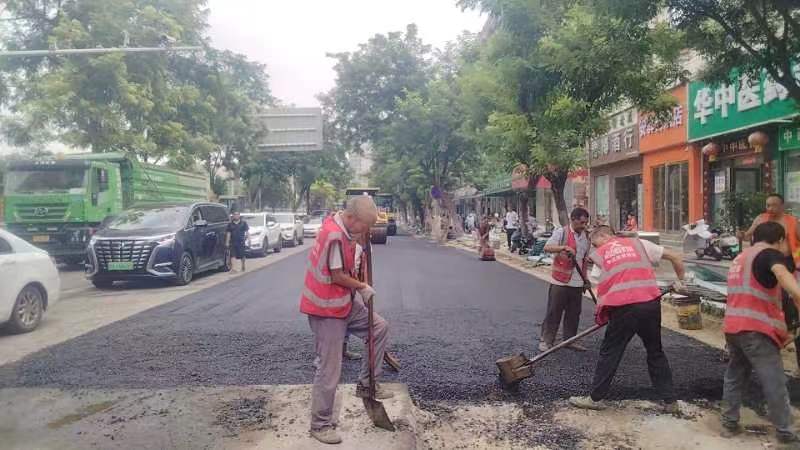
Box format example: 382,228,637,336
299,216,356,318
551,227,587,283
724,243,788,347
593,237,661,324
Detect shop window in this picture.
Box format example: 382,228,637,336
785,152,800,213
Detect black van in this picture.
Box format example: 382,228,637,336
85,202,231,288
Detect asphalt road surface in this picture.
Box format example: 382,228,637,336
0,236,790,446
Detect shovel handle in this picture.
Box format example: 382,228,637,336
569,252,598,305
528,324,604,365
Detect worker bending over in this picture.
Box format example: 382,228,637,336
722,221,800,445
569,225,685,411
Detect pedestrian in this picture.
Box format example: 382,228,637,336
623,212,638,232
478,215,495,261
568,225,685,412
739,193,800,374
505,208,519,250
720,221,800,444
301,196,391,445
225,211,249,273
540,207,591,352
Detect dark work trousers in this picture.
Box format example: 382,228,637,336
589,299,674,403
506,228,516,249
540,284,583,345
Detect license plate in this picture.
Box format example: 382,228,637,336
108,261,134,271
32,235,50,243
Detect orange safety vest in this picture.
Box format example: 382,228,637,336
758,213,800,266
551,227,587,283
593,237,661,324
299,216,356,318
724,243,788,347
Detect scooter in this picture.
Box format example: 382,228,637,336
683,220,739,261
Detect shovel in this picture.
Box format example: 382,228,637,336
361,236,395,431
497,252,602,388
361,235,401,372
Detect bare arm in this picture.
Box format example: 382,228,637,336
660,248,685,281
773,264,800,310
331,268,369,291
743,216,763,242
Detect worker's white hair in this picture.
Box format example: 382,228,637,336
345,195,378,222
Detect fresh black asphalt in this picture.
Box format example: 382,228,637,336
0,236,793,446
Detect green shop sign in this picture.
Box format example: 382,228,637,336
688,68,799,142
779,124,800,151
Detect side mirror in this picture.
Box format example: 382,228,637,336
194,219,208,227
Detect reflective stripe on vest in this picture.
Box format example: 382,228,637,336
595,238,660,320
724,243,787,346
299,216,355,318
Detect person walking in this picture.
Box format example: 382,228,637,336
720,221,800,445
505,208,519,250
301,196,392,445
569,225,685,412
225,211,249,273
540,207,591,352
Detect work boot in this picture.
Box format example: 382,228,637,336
356,383,394,400
568,396,607,411
538,341,552,352
720,422,742,439
343,349,362,360
310,426,342,445
567,343,588,352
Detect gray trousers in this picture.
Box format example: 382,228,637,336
541,284,583,345
722,332,793,436
308,296,389,430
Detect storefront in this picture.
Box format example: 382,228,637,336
687,69,797,227
588,107,642,230
640,84,703,232
778,125,800,214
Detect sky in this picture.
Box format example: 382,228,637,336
206,0,485,107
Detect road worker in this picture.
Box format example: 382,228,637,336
721,221,800,445
569,225,685,412
300,196,391,445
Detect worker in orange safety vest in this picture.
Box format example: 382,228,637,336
569,225,685,412
721,221,800,445
300,196,392,445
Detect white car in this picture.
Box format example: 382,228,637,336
273,212,305,247
0,228,60,333
303,216,324,238
241,213,283,257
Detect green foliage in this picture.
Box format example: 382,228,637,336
720,191,769,231
666,0,800,102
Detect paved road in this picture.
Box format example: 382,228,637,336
0,236,783,445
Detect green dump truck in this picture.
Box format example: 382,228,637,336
3,152,209,265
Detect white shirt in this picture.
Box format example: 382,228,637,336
505,211,519,229
328,213,352,270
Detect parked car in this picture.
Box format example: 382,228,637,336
274,212,304,247
85,202,231,288
0,228,60,333
303,216,324,238
241,212,283,257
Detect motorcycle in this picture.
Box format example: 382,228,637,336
510,229,535,255
683,219,739,261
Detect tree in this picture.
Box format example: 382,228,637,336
665,1,800,103
459,0,682,224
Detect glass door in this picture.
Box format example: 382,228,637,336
652,165,666,230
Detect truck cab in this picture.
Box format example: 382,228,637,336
3,159,122,265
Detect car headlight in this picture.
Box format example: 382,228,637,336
155,234,176,246
250,230,263,238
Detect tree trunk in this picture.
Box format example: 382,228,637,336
518,191,529,236
306,189,311,215
550,175,569,226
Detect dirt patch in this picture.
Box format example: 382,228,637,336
214,395,271,437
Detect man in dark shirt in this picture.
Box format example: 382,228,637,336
226,211,249,272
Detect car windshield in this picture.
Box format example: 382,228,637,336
243,215,264,227
104,206,189,231
5,168,87,194
274,214,294,224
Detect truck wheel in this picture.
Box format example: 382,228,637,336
371,228,388,245
7,285,45,334
175,252,194,286
92,279,114,289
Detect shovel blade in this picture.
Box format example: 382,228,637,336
384,352,401,372
362,397,395,431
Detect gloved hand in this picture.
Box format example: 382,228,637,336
671,280,687,294
358,285,377,301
